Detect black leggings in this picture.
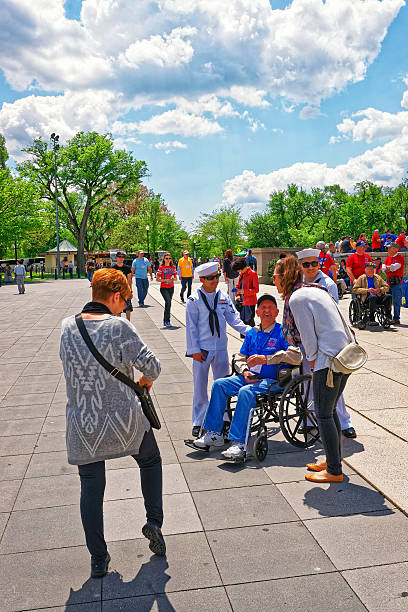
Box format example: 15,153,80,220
160,286,174,323
78,428,163,561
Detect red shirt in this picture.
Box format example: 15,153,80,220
346,252,373,280
237,267,259,306
318,251,335,276
384,254,404,282
396,234,406,249
156,264,177,288
372,233,382,249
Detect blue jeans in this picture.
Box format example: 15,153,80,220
135,277,149,305
87,270,94,283
204,375,281,444
390,283,402,321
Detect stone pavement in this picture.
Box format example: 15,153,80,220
0,278,408,611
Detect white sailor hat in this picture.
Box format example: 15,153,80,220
296,248,320,260
195,261,219,277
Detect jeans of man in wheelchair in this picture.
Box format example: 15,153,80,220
203,375,282,444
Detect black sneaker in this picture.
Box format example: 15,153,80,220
180,295,185,303
91,552,110,578
192,426,201,438
142,523,166,556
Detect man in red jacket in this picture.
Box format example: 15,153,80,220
396,231,408,251
383,242,404,324
232,257,259,328
346,240,373,298
371,229,382,252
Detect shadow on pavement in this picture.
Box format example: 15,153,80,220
65,558,175,611
303,475,395,518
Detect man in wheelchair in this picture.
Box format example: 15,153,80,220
194,294,302,460
352,261,391,326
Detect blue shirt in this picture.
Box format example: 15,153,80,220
132,257,150,279
366,276,375,289
240,323,289,379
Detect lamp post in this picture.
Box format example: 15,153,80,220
146,225,150,257
50,133,60,277
193,240,196,261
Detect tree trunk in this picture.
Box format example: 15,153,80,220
77,229,86,275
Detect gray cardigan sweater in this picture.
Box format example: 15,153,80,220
60,315,161,465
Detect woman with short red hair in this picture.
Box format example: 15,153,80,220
60,268,164,579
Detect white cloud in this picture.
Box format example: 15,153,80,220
0,89,123,158
119,27,197,69
334,108,408,143
222,133,408,206
136,109,223,137
299,105,324,120
154,140,188,154
225,86,270,108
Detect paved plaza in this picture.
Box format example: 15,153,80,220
1,277,408,611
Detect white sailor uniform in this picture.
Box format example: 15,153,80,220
186,287,250,426
303,270,352,429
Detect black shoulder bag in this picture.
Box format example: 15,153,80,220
75,314,161,430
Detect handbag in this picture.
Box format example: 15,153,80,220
75,314,161,429
325,300,368,388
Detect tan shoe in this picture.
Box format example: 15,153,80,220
306,461,327,472
305,470,343,483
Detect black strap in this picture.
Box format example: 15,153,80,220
199,290,220,337
320,253,326,270
75,314,146,398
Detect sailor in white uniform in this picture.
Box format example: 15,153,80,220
186,261,251,437
298,248,356,438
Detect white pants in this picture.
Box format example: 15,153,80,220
301,350,352,429
192,349,230,426
225,278,237,304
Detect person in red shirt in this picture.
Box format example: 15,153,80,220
371,229,382,252
346,241,373,298
316,241,337,282
396,231,408,251
232,257,259,328
156,252,178,326
382,242,404,324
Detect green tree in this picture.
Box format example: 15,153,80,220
195,205,243,255
18,131,148,273
108,191,189,256
0,133,8,170
0,169,43,258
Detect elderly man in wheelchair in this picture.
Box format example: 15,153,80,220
193,294,302,461
350,261,392,329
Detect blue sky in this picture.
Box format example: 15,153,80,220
1,0,407,229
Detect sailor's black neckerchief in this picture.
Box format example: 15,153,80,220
199,290,220,337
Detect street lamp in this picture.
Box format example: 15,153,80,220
50,133,60,277
193,240,196,260
146,225,150,257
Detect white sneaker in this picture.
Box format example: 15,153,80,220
222,443,245,460
194,431,224,448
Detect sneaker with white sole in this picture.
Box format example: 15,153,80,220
222,443,245,460
194,431,224,448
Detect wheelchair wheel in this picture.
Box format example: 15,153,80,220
279,375,320,448
377,309,391,329
349,300,360,326
254,434,268,462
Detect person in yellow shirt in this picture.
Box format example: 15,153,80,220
178,250,194,302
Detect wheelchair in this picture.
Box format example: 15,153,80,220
185,359,319,463
349,294,392,330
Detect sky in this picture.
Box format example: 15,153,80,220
1,0,408,228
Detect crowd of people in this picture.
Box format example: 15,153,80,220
54,236,406,579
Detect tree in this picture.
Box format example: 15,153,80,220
0,133,8,170
108,192,189,256
18,131,148,273
195,205,244,255
0,169,43,258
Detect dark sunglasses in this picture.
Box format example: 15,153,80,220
204,273,221,280
301,261,319,268
116,255,124,259
164,256,171,259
